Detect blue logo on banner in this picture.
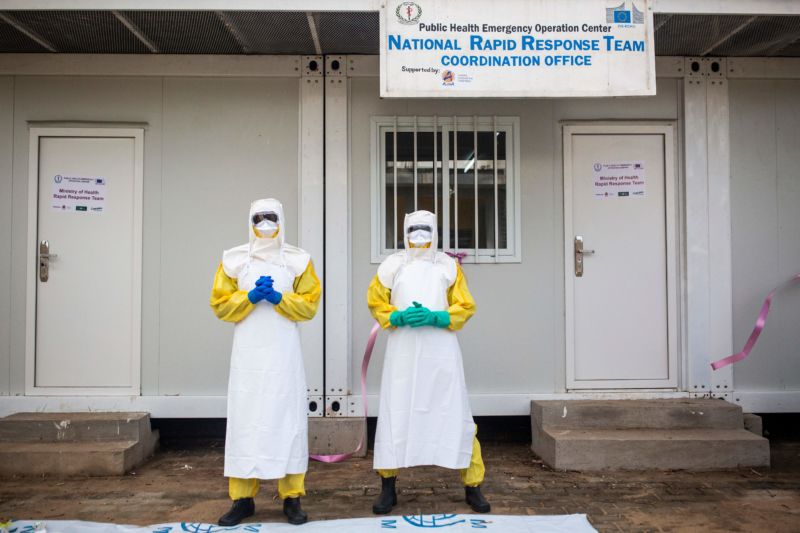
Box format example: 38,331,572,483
402,514,467,528
614,10,631,23
179,524,261,533
606,1,644,25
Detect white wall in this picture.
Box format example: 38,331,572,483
348,78,680,403
4,74,312,397
0,77,12,396
158,77,300,395
730,79,800,393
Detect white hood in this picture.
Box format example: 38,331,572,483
404,210,437,261
377,209,456,289
248,198,285,262
222,198,310,279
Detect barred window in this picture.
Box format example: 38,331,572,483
371,116,520,263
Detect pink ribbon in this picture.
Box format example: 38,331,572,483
711,273,800,371
446,251,468,264
309,321,381,463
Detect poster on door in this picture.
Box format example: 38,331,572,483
50,174,107,213
592,161,645,198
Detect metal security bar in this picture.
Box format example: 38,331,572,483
392,116,398,251
453,114,459,255
382,116,511,263
413,115,418,211
433,115,438,219
473,115,479,260
493,115,499,261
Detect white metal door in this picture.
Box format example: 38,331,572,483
28,129,143,395
564,124,678,389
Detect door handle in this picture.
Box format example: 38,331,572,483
39,240,57,282
574,236,595,277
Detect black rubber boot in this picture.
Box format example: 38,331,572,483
372,476,398,515
218,497,255,526
283,497,308,525
465,486,491,513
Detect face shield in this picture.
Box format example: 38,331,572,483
252,211,280,239
407,224,433,248
403,210,438,263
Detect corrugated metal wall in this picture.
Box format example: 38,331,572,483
730,78,800,393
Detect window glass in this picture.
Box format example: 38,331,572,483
378,118,515,261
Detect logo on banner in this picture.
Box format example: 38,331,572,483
402,514,466,528
441,70,455,85
606,1,644,25
54,174,63,183
395,2,422,25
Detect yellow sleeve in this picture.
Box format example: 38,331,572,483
367,275,397,330
275,260,322,322
210,263,255,323
446,263,476,331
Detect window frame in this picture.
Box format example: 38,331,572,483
370,115,521,264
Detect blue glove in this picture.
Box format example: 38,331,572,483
248,288,266,304
255,276,273,289
248,277,275,304
262,287,282,305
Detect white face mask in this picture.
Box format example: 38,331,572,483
254,220,279,238
408,229,432,247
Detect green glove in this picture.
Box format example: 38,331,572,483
406,302,451,328
405,301,430,327
389,310,406,327
430,310,451,328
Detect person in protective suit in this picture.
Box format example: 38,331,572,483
366,209,490,515
210,198,321,526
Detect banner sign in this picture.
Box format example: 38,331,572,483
5,514,597,532
380,0,655,98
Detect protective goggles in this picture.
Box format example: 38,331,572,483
407,224,433,234
252,212,279,225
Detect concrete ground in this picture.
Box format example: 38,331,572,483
1,424,799,532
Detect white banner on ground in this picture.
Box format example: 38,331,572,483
380,0,655,98
6,514,597,532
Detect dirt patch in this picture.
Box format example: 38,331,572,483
1,441,798,532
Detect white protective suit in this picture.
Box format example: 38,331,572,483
221,198,312,480
373,210,476,470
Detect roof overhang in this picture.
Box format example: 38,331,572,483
1,0,799,16
1,2,799,57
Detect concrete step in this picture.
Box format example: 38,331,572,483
533,427,771,471
309,417,368,458
0,412,159,476
532,399,743,430
0,440,142,476
0,412,154,443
